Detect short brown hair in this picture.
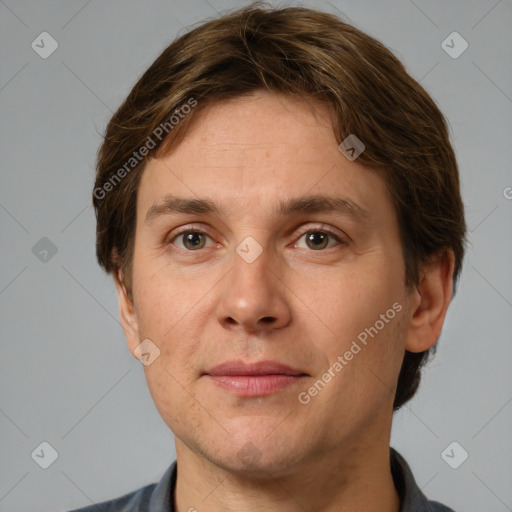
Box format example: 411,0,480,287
93,3,466,410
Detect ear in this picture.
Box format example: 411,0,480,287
113,269,141,356
405,249,455,353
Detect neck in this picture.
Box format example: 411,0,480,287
173,432,400,512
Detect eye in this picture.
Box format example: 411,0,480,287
294,229,344,250
171,230,214,251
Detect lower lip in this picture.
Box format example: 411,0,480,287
206,375,305,396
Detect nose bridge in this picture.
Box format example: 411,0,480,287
233,245,274,296
216,241,291,331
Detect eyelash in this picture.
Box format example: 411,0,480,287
166,224,347,251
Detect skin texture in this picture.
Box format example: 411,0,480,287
115,91,455,512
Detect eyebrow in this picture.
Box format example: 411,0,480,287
144,193,370,225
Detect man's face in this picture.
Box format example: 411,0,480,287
119,91,420,475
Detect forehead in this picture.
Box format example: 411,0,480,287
156,92,337,170
136,91,393,225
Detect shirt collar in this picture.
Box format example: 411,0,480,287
390,447,443,511
148,460,176,511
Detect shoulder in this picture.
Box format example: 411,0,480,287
64,461,177,512
66,483,156,512
426,499,457,511
390,448,457,512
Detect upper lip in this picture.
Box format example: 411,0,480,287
205,360,308,376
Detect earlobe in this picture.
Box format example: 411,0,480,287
113,270,140,354
405,250,455,353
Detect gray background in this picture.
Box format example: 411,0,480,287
1,0,511,511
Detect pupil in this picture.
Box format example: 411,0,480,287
307,232,327,249
185,232,204,249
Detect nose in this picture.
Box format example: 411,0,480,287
215,246,292,334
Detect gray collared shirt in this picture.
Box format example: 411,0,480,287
67,448,455,511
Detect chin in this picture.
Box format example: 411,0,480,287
202,435,310,479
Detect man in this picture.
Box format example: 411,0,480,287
74,3,466,511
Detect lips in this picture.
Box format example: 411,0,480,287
205,360,308,377
204,360,309,397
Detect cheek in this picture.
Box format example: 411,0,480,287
143,364,199,434
132,270,207,394
303,267,407,392
304,269,401,344
133,263,197,336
